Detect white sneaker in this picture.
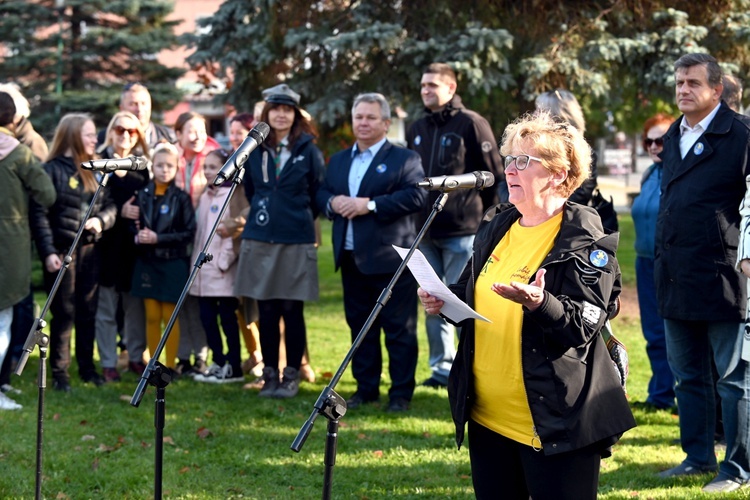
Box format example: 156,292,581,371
196,364,244,384
1,384,21,395
0,392,22,410
194,363,223,382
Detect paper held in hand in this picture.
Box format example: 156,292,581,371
393,245,490,324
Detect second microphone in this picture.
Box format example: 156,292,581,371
214,122,271,185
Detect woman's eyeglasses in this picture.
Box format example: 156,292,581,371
113,125,138,136
503,154,543,170
644,137,664,147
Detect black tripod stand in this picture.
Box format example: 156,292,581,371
129,168,247,499
291,192,449,500
14,172,114,500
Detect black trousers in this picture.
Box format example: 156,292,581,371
340,251,418,402
198,296,241,371
258,298,306,371
468,419,601,500
43,243,100,381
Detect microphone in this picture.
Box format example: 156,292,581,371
214,122,271,185
417,171,495,191
81,156,148,172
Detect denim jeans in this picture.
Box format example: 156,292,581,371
419,235,473,384
635,257,675,408
665,319,750,482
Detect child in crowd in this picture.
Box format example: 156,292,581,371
130,143,195,370
191,149,245,383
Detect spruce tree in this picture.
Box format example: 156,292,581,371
0,0,185,137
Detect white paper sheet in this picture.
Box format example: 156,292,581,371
393,245,490,323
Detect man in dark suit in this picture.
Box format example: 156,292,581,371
317,92,427,412
655,53,750,493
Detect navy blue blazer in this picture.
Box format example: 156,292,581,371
316,140,427,275
655,101,750,320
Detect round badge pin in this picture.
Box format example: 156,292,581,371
414,136,421,146
159,204,169,215
589,250,608,267
210,204,219,213
376,164,387,174
694,142,704,155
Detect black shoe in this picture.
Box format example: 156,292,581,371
174,359,192,378
387,397,410,412
421,377,447,389
82,372,105,386
52,378,71,392
346,391,379,409
631,400,678,415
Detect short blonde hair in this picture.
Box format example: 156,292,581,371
500,111,591,198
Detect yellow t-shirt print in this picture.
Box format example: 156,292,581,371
472,212,562,448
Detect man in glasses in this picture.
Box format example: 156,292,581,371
406,63,503,389
655,53,750,493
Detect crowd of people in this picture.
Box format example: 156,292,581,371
1,53,749,496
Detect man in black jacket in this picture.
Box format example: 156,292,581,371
655,53,750,493
406,63,503,388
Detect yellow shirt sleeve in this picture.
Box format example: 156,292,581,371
471,212,562,448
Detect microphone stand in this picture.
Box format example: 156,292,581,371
15,172,113,500
129,167,247,500
291,191,449,500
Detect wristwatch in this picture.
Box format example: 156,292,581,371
367,200,376,212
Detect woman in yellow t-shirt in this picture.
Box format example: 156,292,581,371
419,111,635,499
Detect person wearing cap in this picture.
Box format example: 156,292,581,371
234,83,325,398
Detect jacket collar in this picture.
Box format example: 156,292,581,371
425,94,465,126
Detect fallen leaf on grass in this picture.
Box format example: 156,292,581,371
141,441,151,448
372,450,383,458
79,420,88,426
53,414,60,421
422,432,432,438
81,435,95,441
196,427,212,439
163,436,175,445
179,466,191,474
357,433,368,440
55,492,70,499
119,394,131,402
322,371,333,380
98,443,116,452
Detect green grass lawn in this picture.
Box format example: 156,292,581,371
1,215,748,498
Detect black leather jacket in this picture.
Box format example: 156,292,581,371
447,202,635,455
132,181,195,260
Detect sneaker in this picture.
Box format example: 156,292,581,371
102,368,121,383
1,384,21,395
274,367,299,398
194,363,223,382
195,364,244,384
658,461,718,478
0,392,21,410
702,475,747,493
258,367,279,397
